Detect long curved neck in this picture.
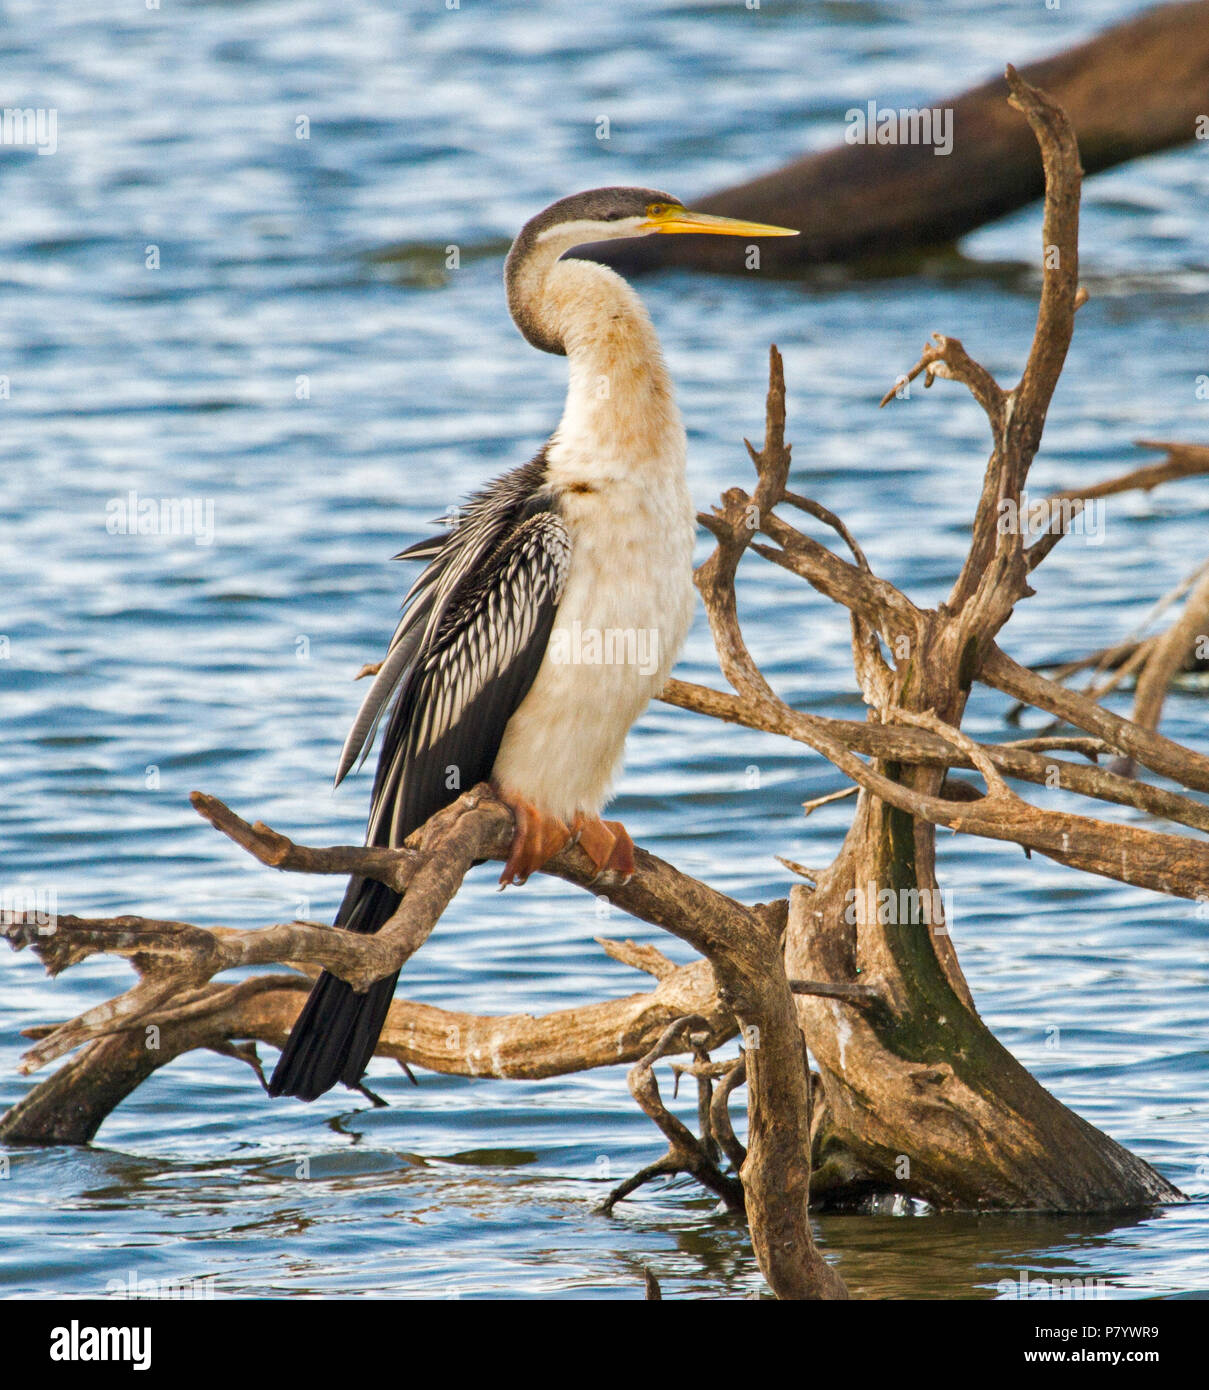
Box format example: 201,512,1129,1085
506,235,683,485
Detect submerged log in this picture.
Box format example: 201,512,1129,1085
589,0,1209,274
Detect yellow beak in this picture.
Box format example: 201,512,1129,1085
640,206,799,237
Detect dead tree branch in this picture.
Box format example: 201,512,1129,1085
598,1017,745,1214
671,68,1189,1212
2,781,844,1298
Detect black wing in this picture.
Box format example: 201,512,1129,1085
361,508,570,849
266,465,567,1101
335,450,551,789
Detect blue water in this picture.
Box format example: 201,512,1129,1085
2,0,1208,1299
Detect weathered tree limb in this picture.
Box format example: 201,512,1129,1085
661,678,1209,834
1028,441,1209,572
3,784,846,1298
999,447,1209,746
663,640,1209,900
586,1,1209,274
1056,440,1209,501
1120,565,1209,774
598,1017,745,1215
982,644,1209,790
0,958,733,1144
0,977,305,1145
1027,568,1208,697
2,790,741,1075
710,1055,749,1172
676,69,1189,1212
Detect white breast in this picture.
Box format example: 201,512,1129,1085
490,253,696,820
490,457,695,821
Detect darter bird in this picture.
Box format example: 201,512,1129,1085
269,187,797,1101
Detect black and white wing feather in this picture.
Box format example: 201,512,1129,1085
335,452,554,790
336,453,569,852
269,459,570,1102
366,511,569,846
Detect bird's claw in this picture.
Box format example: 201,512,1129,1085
494,798,636,889
496,789,572,888
572,815,635,883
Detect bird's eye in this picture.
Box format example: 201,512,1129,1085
645,202,670,218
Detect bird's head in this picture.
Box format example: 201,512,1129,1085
506,187,797,354
516,185,797,253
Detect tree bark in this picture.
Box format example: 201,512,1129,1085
789,772,1183,1212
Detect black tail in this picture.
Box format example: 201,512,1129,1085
268,875,401,1101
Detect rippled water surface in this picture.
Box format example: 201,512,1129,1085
2,0,1208,1299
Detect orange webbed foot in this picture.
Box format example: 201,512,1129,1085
571,814,635,884
600,820,635,880
496,788,572,888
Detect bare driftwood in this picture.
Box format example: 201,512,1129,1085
4,68,1202,1298
1118,519,1209,775
596,1019,746,1215
589,0,1209,274
1,788,843,1299
999,444,1209,760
